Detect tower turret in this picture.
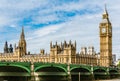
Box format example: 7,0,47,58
69,40,71,45
4,41,8,53
88,46,94,55
74,41,76,48
50,41,52,48
8,44,13,53
80,47,87,54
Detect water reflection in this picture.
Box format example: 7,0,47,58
0,76,119,81
95,79,120,81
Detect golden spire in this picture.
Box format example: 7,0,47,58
19,26,27,55
102,4,109,19
20,26,25,40
104,4,108,14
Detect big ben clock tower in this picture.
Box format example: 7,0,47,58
99,6,112,67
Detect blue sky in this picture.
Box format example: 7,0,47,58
0,0,120,59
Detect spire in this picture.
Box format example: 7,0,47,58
20,26,25,40
104,4,108,15
61,42,62,47
101,4,111,24
18,26,27,55
56,41,57,46
9,44,13,53
64,40,66,47
102,4,109,19
5,41,8,48
50,41,52,48
74,40,76,48
69,40,71,45
4,41,8,53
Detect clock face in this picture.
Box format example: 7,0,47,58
102,28,106,33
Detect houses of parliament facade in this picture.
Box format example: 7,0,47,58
0,7,113,67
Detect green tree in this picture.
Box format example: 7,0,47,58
118,61,120,68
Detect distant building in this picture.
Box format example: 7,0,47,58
112,54,116,64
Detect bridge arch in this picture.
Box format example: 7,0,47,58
0,64,30,73
109,69,119,73
93,68,107,79
93,68,107,74
109,69,119,74
70,66,92,81
109,69,119,78
93,68,106,72
0,64,30,81
35,65,67,73
70,67,91,73
35,64,68,81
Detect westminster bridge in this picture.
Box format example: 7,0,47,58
0,62,119,81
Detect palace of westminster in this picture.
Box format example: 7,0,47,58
0,7,114,67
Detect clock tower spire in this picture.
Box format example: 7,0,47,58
99,5,112,67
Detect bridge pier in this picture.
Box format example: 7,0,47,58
30,62,35,81
68,72,72,81
106,68,110,79
91,65,95,80
67,63,72,81
30,62,39,81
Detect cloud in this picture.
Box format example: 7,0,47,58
26,13,100,53
27,23,65,40
31,14,59,24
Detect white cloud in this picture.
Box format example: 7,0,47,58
0,0,49,29
27,23,65,40
26,13,100,53
32,14,59,24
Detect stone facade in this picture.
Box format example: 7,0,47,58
0,28,98,66
0,39,98,66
